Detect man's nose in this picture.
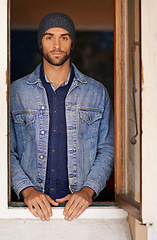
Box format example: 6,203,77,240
53,37,61,49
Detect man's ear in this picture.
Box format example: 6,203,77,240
70,43,73,52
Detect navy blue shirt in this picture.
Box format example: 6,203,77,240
40,63,74,200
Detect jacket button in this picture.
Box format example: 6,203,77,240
52,169,55,173
41,106,45,110
38,179,42,183
41,130,45,135
39,155,44,159
51,188,54,191
52,149,56,153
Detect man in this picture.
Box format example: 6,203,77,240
11,12,114,222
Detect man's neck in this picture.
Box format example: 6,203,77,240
43,59,71,89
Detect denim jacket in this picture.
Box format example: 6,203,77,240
11,63,114,198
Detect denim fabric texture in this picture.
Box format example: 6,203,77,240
11,63,114,198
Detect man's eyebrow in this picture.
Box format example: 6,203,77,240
43,33,54,36
60,33,70,37
43,33,70,37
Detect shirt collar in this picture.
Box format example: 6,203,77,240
44,67,71,91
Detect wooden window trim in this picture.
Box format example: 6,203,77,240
114,0,142,221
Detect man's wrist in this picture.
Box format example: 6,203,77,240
22,187,35,197
81,187,95,198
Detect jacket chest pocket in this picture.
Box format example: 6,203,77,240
13,111,36,126
79,108,103,140
12,110,37,142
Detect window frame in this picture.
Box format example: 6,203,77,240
114,0,142,221
0,0,142,221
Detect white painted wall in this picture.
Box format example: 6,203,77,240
0,0,8,211
141,0,157,239
141,0,157,225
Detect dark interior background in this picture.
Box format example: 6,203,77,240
11,29,114,202
11,0,114,202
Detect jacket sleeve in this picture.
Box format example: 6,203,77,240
11,114,34,198
82,89,114,196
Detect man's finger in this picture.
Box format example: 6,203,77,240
55,194,71,203
64,197,89,220
29,203,45,221
63,195,76,215
28,205,39,218
64,198,80,220
36,200,50,221
44,195,59,218
46,195,59,207
73,204,87,219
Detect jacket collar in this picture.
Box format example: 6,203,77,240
27,63,87,85
71,63,87,84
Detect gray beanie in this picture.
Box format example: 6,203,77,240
37,12,75,50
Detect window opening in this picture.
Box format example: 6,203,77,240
10,30,114,204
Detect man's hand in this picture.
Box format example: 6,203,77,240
22,187,59,221
56,187,94,221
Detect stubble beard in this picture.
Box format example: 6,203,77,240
42,50,71,66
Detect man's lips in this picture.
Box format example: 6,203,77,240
49,51,64,56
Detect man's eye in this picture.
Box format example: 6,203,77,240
46,36,52,40
61,37,68,40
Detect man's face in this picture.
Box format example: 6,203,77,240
41,27,72,66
